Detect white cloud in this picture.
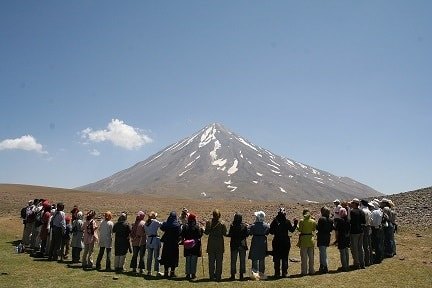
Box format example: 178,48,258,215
0,135,48,154
89,149,101,156
80,119,153,150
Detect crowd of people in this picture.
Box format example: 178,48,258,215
19,197,397,281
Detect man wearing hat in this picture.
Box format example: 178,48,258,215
349,198,366,269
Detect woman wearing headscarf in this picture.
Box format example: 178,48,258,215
297,209,317,276
204,209,227,282
96,211,114,271
113,212,131,273
227,212,249,280
248,211,270,280
37,201,52,257
82,210,98,269
48,202,66,261
71,211,84,263
129,211,146,273
269,208,298,278
144,211,162,276
159,211,182,277
316,206,333,273
180,213,203,280
334,207,350,272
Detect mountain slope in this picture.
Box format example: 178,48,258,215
79,123,381,201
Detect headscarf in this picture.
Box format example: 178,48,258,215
187,213,197,224
118,212,127,222
162,211,180,229
233,213,242,225
254,211,265,223
276,207,287,222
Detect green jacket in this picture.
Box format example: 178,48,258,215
297,214,317,248
204,219,227,254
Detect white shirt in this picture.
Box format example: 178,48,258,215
144,219,162,249
361,206,372,226
371,209,383,227
98,220,114,248
333,205,342,219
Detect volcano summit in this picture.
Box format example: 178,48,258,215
79,123,381,202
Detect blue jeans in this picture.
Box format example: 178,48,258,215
318,246,328,268
251,258,265,273
130,245,146,269
230,247,246,274
185,255,198,275
339,248,349,270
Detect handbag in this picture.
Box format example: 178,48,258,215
183,239,196,249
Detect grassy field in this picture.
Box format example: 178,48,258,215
0,184,431,287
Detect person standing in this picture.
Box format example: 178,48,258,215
297,209,317,276
334,208,350,272
96,211,114,271
349,198,366,269
113,212,131,273
61,215,72,260
316,206,333,274
144,211,162,276
129,211,146,273
248,211,270,280
37,201,52,257
204,209,227,282
48,202,66,261
71,211,84,263
181,213,203,280
227,212,249,280
360,200,373,266
370,201,384,264
160,211,182,277
82,210,98,269
269,208,298,278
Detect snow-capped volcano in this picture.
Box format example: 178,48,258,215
79,123,381,202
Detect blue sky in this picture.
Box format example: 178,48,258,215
1,1,431,194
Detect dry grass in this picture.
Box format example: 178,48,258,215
0,184,431,287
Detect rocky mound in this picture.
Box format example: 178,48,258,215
384,187,432,229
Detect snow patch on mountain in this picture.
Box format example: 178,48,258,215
279,187,287,193
227,159,239,175
179,168,191,177
237,137,258,151
227,185,238,192
199,126,217,148
267,163,280,170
